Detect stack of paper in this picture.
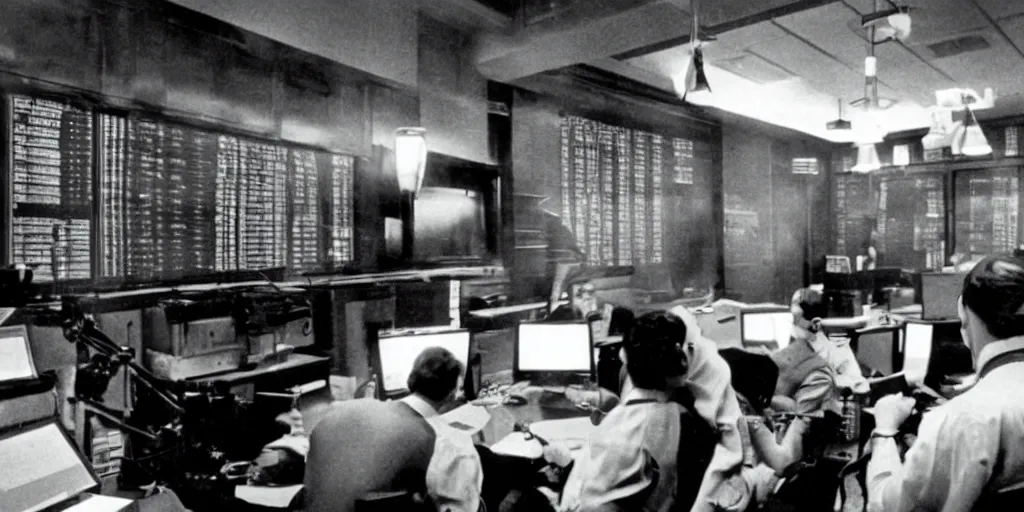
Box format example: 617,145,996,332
436,404,491,435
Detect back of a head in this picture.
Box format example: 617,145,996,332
793,287,827,321
407,346,464,402
623,311,688,391
962,255,1024,340
718,348,779,412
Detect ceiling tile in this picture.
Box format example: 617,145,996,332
872,43,956,105
747,34,865,98
712,21,789,52
998,15,1024,56
914,27,1024,99
975,0,1024,21
900,0,990,46
774,2,866,58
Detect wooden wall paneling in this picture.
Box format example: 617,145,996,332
488,82,515,272
0,0,102,92
771,140,806,302
418,15,492,165
722,128,774,302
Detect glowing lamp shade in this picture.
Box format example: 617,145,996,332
673,46,712,103
851,144,881,173
887,13,911,39
395,127,427,195
952,110,992,157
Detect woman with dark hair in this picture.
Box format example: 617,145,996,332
868,255,1024,511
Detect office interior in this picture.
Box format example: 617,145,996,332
0,0,1019,510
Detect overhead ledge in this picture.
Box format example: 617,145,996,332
474,0,690,82
419,0,512,34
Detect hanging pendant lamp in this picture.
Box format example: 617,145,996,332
953,107,992,156
851,144,882,173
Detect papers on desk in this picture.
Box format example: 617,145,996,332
490,418,595,459
436,404,491,436
529,417,595,442
235,484,303,508
62,494,133,512
490,432,544,459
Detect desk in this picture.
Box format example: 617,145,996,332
477,386,594,450
190,353,331,399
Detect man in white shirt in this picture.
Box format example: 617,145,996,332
306,347,483,512
868,256,1024,511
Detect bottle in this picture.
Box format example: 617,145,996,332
840,389,861,443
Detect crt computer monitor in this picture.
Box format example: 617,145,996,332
0,419,100,512
514,322,594,385
377,330,472,397
740,307,793,350
919,272,963,320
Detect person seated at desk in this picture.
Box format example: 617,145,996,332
718,349,809,506
543,311,715,512
304,347,482,512
770,288,867,415
867,255,1024,512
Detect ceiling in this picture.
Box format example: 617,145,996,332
465,0,1024,142
619,0,1024,141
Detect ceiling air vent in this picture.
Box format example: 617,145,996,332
926,35,990,59
715,53,793,84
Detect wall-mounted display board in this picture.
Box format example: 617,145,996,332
876,174,945,270
6,92,355,284
954,168,1019,260
832,173,875,262
8,95,93,282
559,115,705,267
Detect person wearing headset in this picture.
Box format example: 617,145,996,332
868,255,1024,511
770,288,868,415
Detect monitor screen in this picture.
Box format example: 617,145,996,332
0,421,98,512
921,273,962,320
903,322,934,386
378,331,471,394
517,323,592,372
0,325,37,382
741,311,793,349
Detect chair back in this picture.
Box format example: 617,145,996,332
671,388,717,512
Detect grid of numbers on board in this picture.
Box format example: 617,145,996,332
631,131,649,265
672,138,694,185
559,116,668,266
614,127,633,265
239,140,289,270
330,154,355,265
9,95,93,281
289,149,320,271
100,115,127,278
957,170,1019,259
216,135,241,272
